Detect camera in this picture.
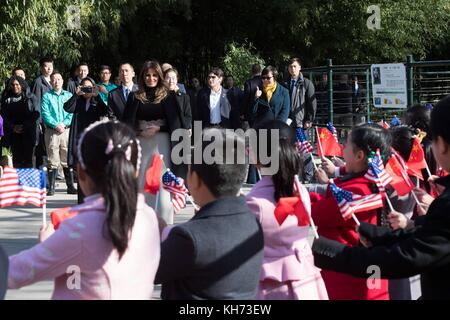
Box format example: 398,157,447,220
80,86,93,94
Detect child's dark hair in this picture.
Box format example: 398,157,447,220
404,104,430,134
431,95,450,144
405,103,436,180
254,120,303,202
350,123,391,163
77,120,140,259
190,129,247,197
390,125,415,161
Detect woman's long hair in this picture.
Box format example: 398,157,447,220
78,121,140,259
254,120,303,202
134,60,168,104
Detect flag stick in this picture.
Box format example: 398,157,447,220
257,168,262,180
154,154,164,213
410,191,424,211
310,153,318,171
188,195,200,211
315,126,324,157
385,195,395,212
425,161,433,179
351,214,361,226
294,175,319,239
42,167,47,226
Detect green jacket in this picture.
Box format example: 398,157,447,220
41,89,73,129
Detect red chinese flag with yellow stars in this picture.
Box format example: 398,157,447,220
406,138,427,180
316,127,343,157
385,154,415,196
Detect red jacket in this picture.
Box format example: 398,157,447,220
310,174,389,300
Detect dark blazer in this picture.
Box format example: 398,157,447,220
64,95,108,166
196,87,241,129
250,83,290,127
243,75,262,121
155,196,264,300
31,75,52,110
172,91,192,129
283,75,317,127
66,77,80,95
0,245,8,300
312,174,450,300
107,84,138,121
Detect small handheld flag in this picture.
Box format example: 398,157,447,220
162,169,188,212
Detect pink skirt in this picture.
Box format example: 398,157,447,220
257,273,329,300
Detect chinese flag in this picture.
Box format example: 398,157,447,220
51,207,78,230
316,127,343,157
385,155,414,196
144,154,163,194
406,138,427,180
274,197,310,227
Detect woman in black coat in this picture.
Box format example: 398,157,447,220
122,61,184,224
64,77,107,202
312,95,450,300
164,68,192,181
0,76,39,168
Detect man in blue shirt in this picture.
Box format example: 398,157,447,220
41,71,75,196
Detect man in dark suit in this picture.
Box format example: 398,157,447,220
242,64,262,128
195,68,241,129
32,57,54,168
107,63,138,120
284,58,317,129
155,129,264,300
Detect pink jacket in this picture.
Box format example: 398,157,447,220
8,194,160,300
246,177,327,299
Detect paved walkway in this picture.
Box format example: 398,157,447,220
0,182,250,300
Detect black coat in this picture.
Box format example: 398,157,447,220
242,75,262,122
283,75,317,127
195,87,241,129
155,196,264,300
172,91,192,130
122,91,184,136
31,75,52,110
0,90,40,148
312,174,450,300
63,95,108,166
107,84,138,121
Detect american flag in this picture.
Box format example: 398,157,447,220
330,182,384,220
295,128,314,154
326,122,339,143
365,149,393,193
0,167,46,208
162,169,188,212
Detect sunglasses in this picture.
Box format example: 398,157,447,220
262,76,273,80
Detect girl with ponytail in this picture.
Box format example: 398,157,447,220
7,120,161,299
246,120,328,300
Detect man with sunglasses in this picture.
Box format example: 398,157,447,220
195,67,241,129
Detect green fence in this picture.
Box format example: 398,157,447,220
302,55,450,135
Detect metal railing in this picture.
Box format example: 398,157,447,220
302,55,450,140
